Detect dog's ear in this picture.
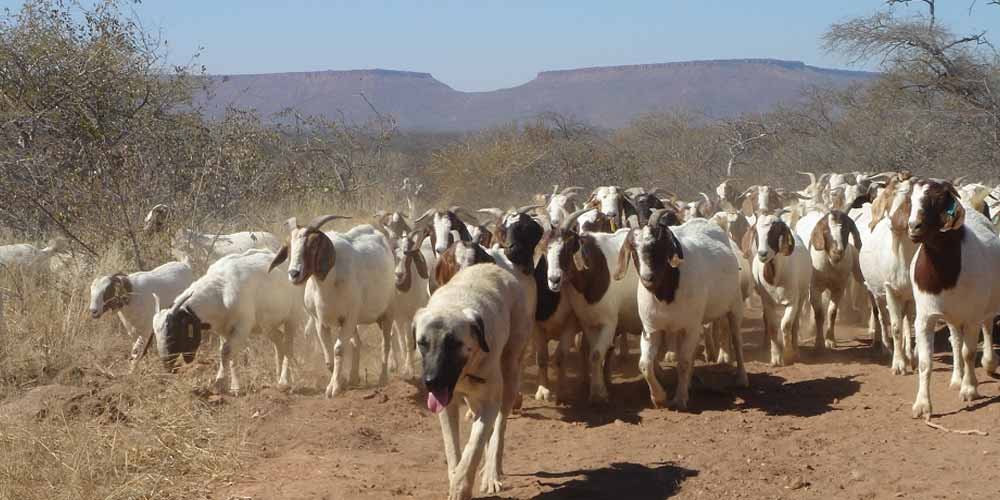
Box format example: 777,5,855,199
463,308,489,353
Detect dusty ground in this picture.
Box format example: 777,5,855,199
206,308,1000,500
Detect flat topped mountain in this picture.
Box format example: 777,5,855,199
198,59,876,130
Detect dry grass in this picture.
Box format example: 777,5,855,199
0,192,411,500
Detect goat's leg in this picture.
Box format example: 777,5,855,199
866,292,883,352
886,291,909,375
349,325,362,386
982,322,998,375
669,326,703,411
949,325,964,389
377,317,393,386
911,313,934,419
959,324,981,402
762,305,783,366
728,308,749,387
703,323,719,364
533,328,554,402
639,329,668,408
826,287,845,350
779,304,798,365
226,325,250,396
585,325,614,405
810,285,826,352
554,327,574,403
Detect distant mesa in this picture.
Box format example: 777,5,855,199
197,58,877,131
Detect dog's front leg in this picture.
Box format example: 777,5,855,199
449,401,499,500
438,400,461,481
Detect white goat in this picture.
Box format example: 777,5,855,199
796,210,863,351
171,228,281,266
88,261,194,365
152,249,305,394
907,179,1000,418
615,213,746,410
0,237,69,272
389,230,434,379
744,212,812,365
270,215,396,398
858,174,919,374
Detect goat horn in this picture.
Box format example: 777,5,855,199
953,175,969,186
560,208,592,232
624,187,646,198
561,186,586,195
517,204,544,214
413,208,437,226
699,192,712,204
650,188,678,201
449,206,481,225
797,171,818,186
307,214,351,230
648,208,671,228
477,208,506,221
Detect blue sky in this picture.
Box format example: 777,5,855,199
4,1,999,92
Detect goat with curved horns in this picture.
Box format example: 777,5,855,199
414,207,482,255
270,214,397,398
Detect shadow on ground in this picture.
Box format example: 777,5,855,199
524,462,698,500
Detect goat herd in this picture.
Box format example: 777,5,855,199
3,171,1000,499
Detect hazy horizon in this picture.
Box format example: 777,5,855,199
2,0,997,92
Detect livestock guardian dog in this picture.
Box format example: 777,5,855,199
414,264,532,500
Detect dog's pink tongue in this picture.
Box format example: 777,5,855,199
427,390,450,414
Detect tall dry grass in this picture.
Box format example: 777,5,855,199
0,191,410,499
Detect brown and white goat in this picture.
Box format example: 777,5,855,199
907,179,1000,418
546,209,642,404
795,210,863,351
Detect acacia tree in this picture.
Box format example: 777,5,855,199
824,0,1000,149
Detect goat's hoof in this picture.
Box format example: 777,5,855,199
984,358,998,376
480,471,503,495
588,393,611,407
534,386,554,402
960,386,981,402
229,388,242,397
734,371,750,388
663,352,677,363
911,400,932,419
949,375,963,389
665,398,688,411
890,360,907,375
326,384,344,399
825,339,837,350
650,397,668,409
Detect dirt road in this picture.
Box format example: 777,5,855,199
215,316,1000,500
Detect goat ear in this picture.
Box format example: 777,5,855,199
810,219,827,251
622,196,638,221
269,245,289,272
669,231,684,268
312,234,336,281
573,239,589,272
846,216,862,250
940,196,966,232
463,308,489,353
614,230,635,280
740,226,757,260
780,226,795,256
412,252,429,280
